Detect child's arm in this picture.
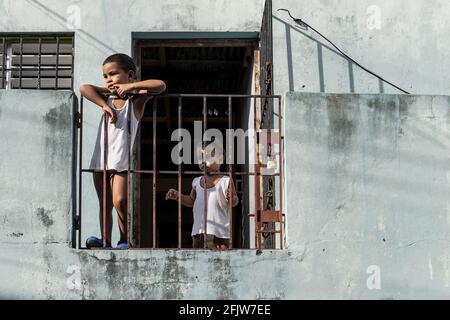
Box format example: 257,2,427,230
113,79,166,97
113,80,167,120
79,84,117,123
225,177,239,207
165,187,196,207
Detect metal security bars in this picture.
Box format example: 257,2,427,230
76,94,284,250
0,34,74,90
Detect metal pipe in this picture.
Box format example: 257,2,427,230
55,36,60,89
103,93,281,99
127,97,131,246
178,97,182,248
78,97,84,249
152,98,157,248
203,96,207,249
81,169,278,176
253,97,260,250
19,36,23,89
160,94,281,98
2,37,6,89
37,37,42,89
228,96,233,249
70,35,74,90
102,113,108,248
278,97,283,250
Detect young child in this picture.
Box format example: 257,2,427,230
165,143,239,250
80,53,166,249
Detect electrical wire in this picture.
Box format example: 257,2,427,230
277,8,410,94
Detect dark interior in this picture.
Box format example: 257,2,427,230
134,40,256,248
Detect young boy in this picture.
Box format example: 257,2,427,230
165,143,239,250
80,53,166,249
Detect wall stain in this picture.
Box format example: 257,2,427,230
36,208,54,227
42,245,55,299
366,96,400,159
366,96,398,134
8,232,23,237
77,251,167,300
43,102,71,171
161,255,187,299
161,4,197,30
43,105,70,130
208,257,237,299
326,95,358,151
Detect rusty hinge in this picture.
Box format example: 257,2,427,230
74,111,81,128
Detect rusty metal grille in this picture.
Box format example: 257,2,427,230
260,0,276,249
0,34,74,90
76,93,284,250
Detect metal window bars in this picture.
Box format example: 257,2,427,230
76,93,284,250
0,34,74,90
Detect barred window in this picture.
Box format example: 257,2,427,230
0,34,74,90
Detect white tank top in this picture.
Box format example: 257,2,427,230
191,175,231,239
89,96,139,172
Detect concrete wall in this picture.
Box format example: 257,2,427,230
3,0,448,96
284,92,450,299
2,0,450,299
2,91,450,299
0,90,76,298
273,0,450,95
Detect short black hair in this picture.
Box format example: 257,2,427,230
103,53,136,73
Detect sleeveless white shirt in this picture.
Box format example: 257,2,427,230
89,96,139,172
191,175,231,239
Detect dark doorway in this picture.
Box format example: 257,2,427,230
133,38,258,248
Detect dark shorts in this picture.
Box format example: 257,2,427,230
93,170,127,179
192,234,230,249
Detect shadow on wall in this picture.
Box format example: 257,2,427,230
273,15,387,94
26,0,116,54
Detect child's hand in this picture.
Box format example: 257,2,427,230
113,83,133,98
165,188,178,201
225,186,231,202
225,179,238,206
102,105,117,124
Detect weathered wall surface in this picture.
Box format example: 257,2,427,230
2,0,448,95
2,91,450,299
273,0,450,95
0,90,76,298
284,92,450,299
2,0,450,300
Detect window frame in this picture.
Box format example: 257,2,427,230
0,33,74,90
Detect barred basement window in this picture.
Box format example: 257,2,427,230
0,33,74,90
